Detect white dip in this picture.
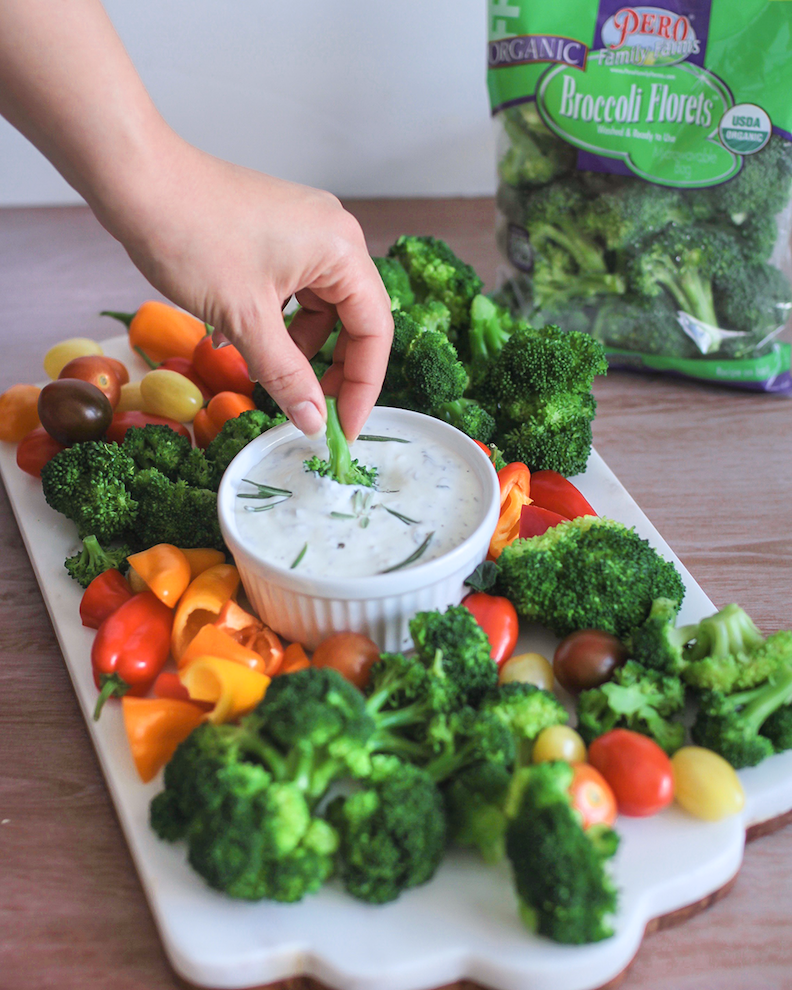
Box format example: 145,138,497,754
235,423,485,578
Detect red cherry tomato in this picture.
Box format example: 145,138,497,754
58,355,122,409
568,763,617,829
462,591,519,667
311,631,380,689
553,629,628,694
588,728,674,817
16,426,66,477
105,410,191,445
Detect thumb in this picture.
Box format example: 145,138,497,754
238,300,328,437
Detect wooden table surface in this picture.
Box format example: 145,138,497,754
1,200,791,990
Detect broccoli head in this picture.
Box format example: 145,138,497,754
714,261,792,338
328,754,447,903
121,424,192,480
205,408,287,478
496,515,686,639
41,440,139,543
443,760,513,864
388,235,483,329
628,598,697,674
704,135,792,225
434,398,496,443
505,761,619,944
372,255,415,311
303,396,377,488
479,681,568,761
685,629,792,695
580,181,691,251
577,660,686,754
498,392,596,476
497,104,577,188
129,468,224,551
64,534,131,588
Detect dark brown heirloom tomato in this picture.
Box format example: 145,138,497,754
58,355,122,408
38,378,113,444
553,629,628,693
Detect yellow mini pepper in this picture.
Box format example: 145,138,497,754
179,655,270,724
171,564,240,660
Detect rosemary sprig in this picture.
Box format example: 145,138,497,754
379,532,435,573
243,498,290,513
357,434,410,443
240,479,293,498
330,511,356,520
383,506,420,525
290,542,308,569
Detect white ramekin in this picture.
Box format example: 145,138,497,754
217,407,500,651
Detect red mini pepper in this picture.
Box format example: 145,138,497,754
79,568,134,629
528,470,596,520
105,410,192,445
462,591,519,667
192,335,255,397
91,591,174,720
519,504,570,539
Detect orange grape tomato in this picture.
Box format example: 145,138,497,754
311,631,380,689
568,763,618,829
58,355,122,409
0,384,41,442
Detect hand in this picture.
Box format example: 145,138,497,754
103,139,393,439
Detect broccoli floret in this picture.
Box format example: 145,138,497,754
465,294,527,384
479,681,569,760
205,408,287,478
372,255,415,311
685,629,792,695
406,299,453,337
388,235,483,329
714,262,792,337
499,392,596,476
505,761,619,944
520,180,606,275
129,468,224,550
409,605,498,708
704,135,792,225
682,604,767,688
761,705,792,753
177,446,222,491
691,660,792,768
303,396,377,488
627,224,744,328
64,534,131,588
483,324,608,399
379,311,468,414
591,295,702,358
577,660,686,754
434,398,496,443
443,760,513,864
628,598,697,674
328,755,447,903
581,182,691,251
251,381,282,418
496,515,686,640
497,105,577,188
41,440,139,543
121,424,192,480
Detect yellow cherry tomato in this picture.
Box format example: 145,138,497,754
116,380,146,412
140,368,203,422
671,746,745,821
532,725,587,764
499,651,554,691
43,338,104,379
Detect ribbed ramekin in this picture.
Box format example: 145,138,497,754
217,407,500,651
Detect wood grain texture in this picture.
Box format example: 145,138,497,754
1,201,791,990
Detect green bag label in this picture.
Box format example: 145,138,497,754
536,58,740,186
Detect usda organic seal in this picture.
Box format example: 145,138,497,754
719,104,772,156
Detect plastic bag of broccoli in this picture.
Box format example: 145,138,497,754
487,0,792,393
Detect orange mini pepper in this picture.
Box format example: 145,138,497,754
179,623,270,675
213,599,284,676
127,543,191,607
179,656,270,724
171,564,240,660
280,642,311,676
122,696,206,783
180,548,226,580
489,462,532,559
193,391,257,449
102,300,208,363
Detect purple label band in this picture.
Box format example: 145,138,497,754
593,0,713,69
488,35,588,71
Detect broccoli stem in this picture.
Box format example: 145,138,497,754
531,222,607,274
726,666,792,733
324,397,354,483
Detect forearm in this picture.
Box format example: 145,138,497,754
0,0,175,230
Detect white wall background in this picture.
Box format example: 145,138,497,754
0,0,496,206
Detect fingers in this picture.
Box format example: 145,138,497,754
228,293,328,437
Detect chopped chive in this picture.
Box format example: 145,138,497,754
241,479,292,497
290,542,308,569
383,506,420,526
358,434,410,443
238,492,288,500
330,511,356,520
379,532,435,573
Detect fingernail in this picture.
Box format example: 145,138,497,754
287,400,326,438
